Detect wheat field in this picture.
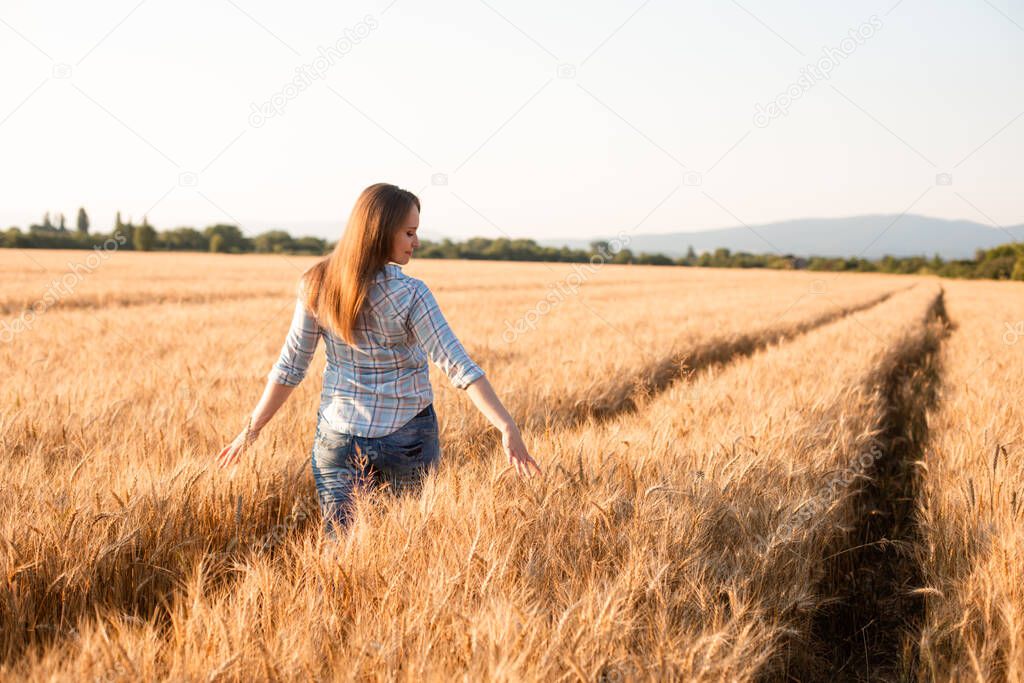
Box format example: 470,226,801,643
1,250,1021,681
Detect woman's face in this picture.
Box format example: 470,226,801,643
389,204,420,265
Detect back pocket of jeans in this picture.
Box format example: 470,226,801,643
380,433,425,460
380,420,435,461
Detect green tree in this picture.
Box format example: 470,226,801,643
975,256,1016,280
111,211,129,245
42,212,53,230
589,240,611,257
76,207,90,235
1010,244,1024,281
984,244,1017,260
209,233,225,253
203,224,247,253
611,248,633,264
133,217,156,251
636,252,673,265
122,219,135,249
160,227,208,251
3,227,24,248
290,236,328,254
1012,256,1024,281
253,230,294,253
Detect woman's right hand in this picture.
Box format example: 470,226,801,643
502,424,542,478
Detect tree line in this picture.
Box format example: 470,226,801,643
2,208,328,254
4,208,1023,281
411,238,1024,280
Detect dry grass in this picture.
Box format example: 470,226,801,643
0,250,1018,681
914,279,1024,682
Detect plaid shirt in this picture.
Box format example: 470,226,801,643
268,263,485,437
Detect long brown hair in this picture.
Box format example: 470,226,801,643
301,183,420,346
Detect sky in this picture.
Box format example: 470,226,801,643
1,0,1022,243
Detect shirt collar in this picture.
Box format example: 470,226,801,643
378,262,402,281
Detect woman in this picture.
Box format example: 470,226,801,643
216,183,542,538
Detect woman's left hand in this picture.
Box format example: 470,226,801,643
216,420,259,468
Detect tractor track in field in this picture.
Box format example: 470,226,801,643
0,289,293,316
535,286,911,432
782,288,953,682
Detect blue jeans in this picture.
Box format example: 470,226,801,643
310,404,441,538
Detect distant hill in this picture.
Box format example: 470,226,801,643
540,215,1023,261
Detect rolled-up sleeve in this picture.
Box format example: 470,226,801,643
268,286,321,387
406,281,485,389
